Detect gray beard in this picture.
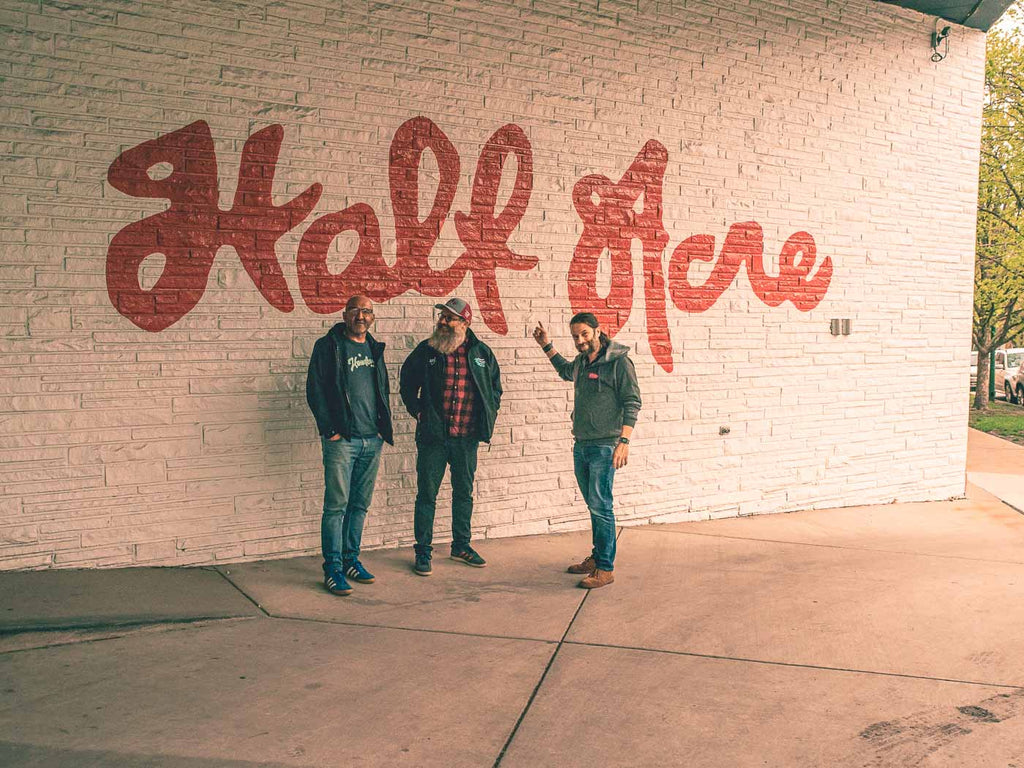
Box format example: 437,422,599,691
428,325,466,354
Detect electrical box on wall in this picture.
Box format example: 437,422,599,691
830,319,852,336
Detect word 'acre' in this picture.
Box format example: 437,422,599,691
106,117,831,372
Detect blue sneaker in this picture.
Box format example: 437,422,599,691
345,560,375,584
413,553,432,576
324,569,352,596
450,545,486,567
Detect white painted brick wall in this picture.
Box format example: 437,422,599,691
0,0,983,569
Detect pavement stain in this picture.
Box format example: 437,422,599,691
848,689,1024,766
967,650,1001,667
337,579,529,611
957,705,1001,722
859,721,903,741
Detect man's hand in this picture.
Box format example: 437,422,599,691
612,442,629,469
532,321,549,347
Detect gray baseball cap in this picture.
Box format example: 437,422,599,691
434,297,472,324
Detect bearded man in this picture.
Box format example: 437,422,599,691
399,298,502,576
532,312,641,590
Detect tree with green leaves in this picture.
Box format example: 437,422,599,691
974,10,1024,409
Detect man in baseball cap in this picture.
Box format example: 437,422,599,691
434,297,472,324
399,297,503,576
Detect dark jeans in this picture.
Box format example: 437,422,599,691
413,437,479,556
320,435,383,574
573,441,617,571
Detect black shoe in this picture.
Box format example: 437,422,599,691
414,554,433,576
450,546,486,567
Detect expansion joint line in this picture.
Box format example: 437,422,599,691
210,567,271,617
491,527,624,768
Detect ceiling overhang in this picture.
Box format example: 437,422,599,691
879,1,1015,31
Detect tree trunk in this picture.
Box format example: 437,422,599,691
974,347,991,409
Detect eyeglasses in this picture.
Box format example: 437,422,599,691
434,311,463,324
346,307,374,317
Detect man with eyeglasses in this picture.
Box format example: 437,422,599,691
306,295,394,596
399,298,502,576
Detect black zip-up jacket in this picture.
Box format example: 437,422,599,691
305,323,394,444
399,328,502,444
549,339,641,443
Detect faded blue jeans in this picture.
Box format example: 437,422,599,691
321,435,383,574
573,441,617,571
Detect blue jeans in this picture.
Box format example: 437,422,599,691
321,435,383,574
573,441,617,571
413,437,479,556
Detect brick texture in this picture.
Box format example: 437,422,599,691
0,0,983,569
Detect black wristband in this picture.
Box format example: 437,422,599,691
618,436,630,445
542,342,553,353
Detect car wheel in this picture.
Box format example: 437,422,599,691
1007,384,1016,404
1017,385,1024,406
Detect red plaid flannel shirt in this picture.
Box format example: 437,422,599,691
443,342,477,437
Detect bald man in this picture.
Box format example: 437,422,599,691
306,295,394,596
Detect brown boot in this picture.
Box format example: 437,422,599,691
567,555,596,574
578,569,614,589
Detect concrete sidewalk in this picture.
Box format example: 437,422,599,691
2,429,1024,767
968,428,1024,513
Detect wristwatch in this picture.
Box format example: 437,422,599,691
618,436,630,445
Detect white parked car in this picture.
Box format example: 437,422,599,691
995,348,1024,404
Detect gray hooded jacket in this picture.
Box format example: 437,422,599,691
548,339,642,443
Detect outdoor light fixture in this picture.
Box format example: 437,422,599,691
932,23,951,62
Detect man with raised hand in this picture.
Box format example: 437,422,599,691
400,298,502,577
533,313,641,589
306,295,394,596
